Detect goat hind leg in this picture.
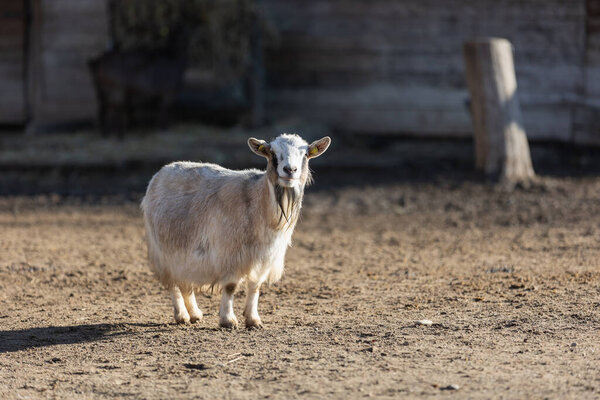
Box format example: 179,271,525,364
170,286,190,324
219,283,239,328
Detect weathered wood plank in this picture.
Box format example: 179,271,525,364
27,0,109,130
42,0,108,16
265,0,584,20
573,104,600,145
267,85,571,140
0,63,25,118
574,0,600,143
0,6,24,17
0,0,25,123
41,52,98,101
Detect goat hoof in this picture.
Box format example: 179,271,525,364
245,317,263,329
189,312,203,324
219,317,238,329
174,314,190,324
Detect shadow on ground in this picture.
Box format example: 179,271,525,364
0,323,169,353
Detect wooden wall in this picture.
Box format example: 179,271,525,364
0,1,26,124
0,0,598,144
263,0,595,143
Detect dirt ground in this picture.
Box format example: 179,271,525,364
0,176,599,399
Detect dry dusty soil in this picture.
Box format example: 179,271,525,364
0,177,599,399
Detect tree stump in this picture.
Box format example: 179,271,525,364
463,38,535,185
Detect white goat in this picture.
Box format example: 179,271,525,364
141,134,331,328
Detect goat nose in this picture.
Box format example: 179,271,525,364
283,166,297,175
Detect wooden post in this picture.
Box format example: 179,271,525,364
463,38,535,185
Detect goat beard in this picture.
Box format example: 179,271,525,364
275,183,301,228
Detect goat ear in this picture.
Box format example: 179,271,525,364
248,138,270,158
307,136,331,159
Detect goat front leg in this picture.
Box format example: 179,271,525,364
170,286,190,324
182,289,203,323
243,281,263,329
219,283,238,328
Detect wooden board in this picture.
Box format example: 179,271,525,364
0,1,25,124
28,0,109,129
266,85,570,140
573,0,600,144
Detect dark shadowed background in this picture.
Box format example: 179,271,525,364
0,0,599,196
